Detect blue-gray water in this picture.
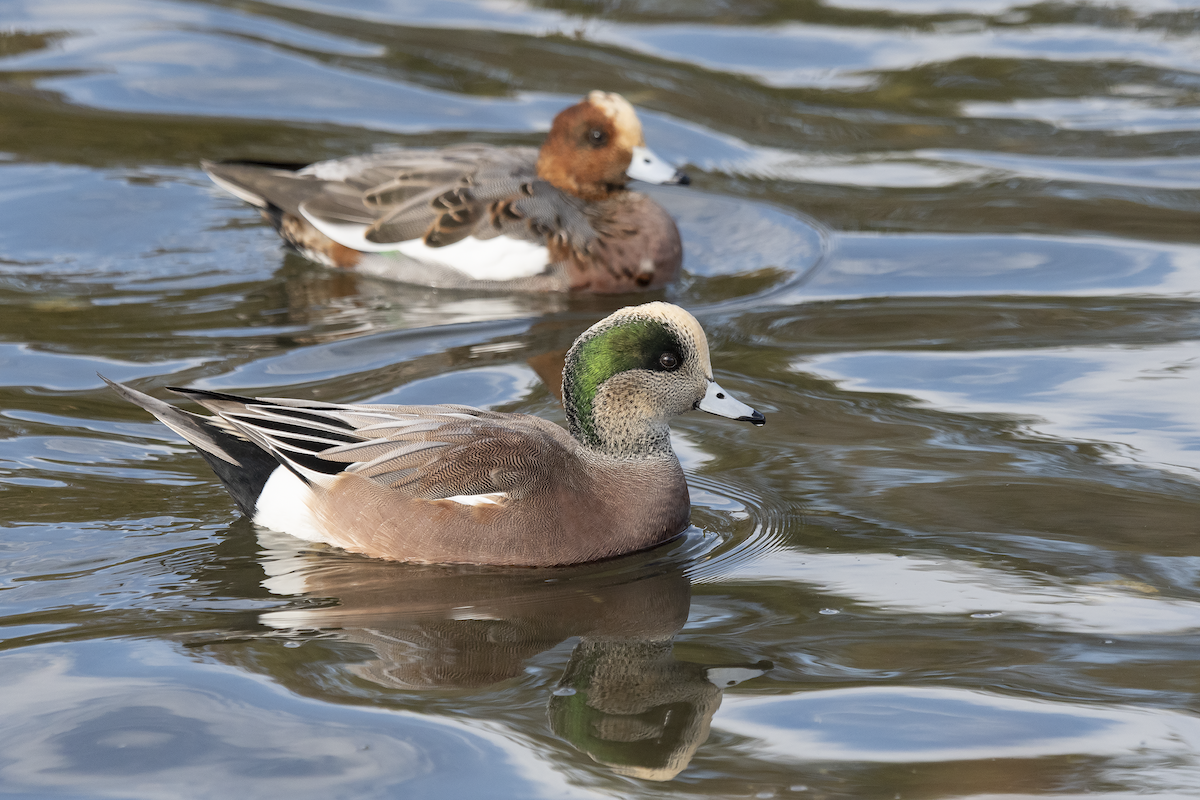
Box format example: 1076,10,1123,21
3,1,1200,797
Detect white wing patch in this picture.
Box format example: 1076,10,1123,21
297,207,401,253
392,237,549,281
298,202,550,281
298,155,385,181
443,492,509,506
254,466,328,543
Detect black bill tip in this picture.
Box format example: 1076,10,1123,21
739,410,766,426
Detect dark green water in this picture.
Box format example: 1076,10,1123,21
3,1,1200,797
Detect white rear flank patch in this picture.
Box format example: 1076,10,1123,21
254,466,327,542
299,204,550,281
443,492,508,506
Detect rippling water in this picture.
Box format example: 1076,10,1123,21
3,0,1200,796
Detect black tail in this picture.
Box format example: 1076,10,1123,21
204,159,310,172
103,377,279,517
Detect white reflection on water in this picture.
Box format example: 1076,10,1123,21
4,0,383,57
0,642,604,799
925,151,1200,190
713,685,1200,763
368,363,540,408
0,345,208,391
727,150,991,188
8,0,1200,143
3,0,567,131
590,23,1200,90
17,2,1199,195
256,0,572,34
712,549,1200,634
800,342,1200,476
38,34,565,133
824,0,1029,10
787,234,1200,301
228,2,1200,92
193,317,534,390
826,0,1195,11
963,96,1200,135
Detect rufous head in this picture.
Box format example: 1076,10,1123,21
537,91,687,202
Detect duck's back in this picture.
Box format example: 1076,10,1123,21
204,144,681,291
206,145,546,244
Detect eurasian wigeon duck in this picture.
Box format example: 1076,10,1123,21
203,92,689,293
106,302,765,566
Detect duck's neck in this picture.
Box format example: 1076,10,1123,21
576,410,674,459
536,153,625,203
564,374,674,459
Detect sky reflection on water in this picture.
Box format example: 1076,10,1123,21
2,0,1200,796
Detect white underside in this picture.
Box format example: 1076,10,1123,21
298,204,551,281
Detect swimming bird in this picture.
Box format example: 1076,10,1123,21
106,302,764,566
203,92,689,293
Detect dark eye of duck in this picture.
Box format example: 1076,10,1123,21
587,128,608,148
657,351,680,371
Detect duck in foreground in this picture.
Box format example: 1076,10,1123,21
107,302,764,566
204,91,689,293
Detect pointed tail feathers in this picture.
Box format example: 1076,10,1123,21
103,376,279,517
201,160,315,218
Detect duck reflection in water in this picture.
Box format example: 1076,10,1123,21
256,531,770,781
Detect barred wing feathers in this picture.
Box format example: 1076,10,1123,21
176,388,579,502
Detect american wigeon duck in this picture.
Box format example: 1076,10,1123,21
106,302,764,566
203,92,689,293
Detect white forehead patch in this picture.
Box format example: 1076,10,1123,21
586,90,645,149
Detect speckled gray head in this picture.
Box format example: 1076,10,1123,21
562,302,765,457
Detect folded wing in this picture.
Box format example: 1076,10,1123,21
174,388,579,503
204,147,600,258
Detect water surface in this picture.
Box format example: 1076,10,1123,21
3,0,1200,797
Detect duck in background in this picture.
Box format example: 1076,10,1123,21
105,302,764,566
204,91,690,293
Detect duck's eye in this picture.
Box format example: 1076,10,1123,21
587,128,608,147
658,352,679,371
